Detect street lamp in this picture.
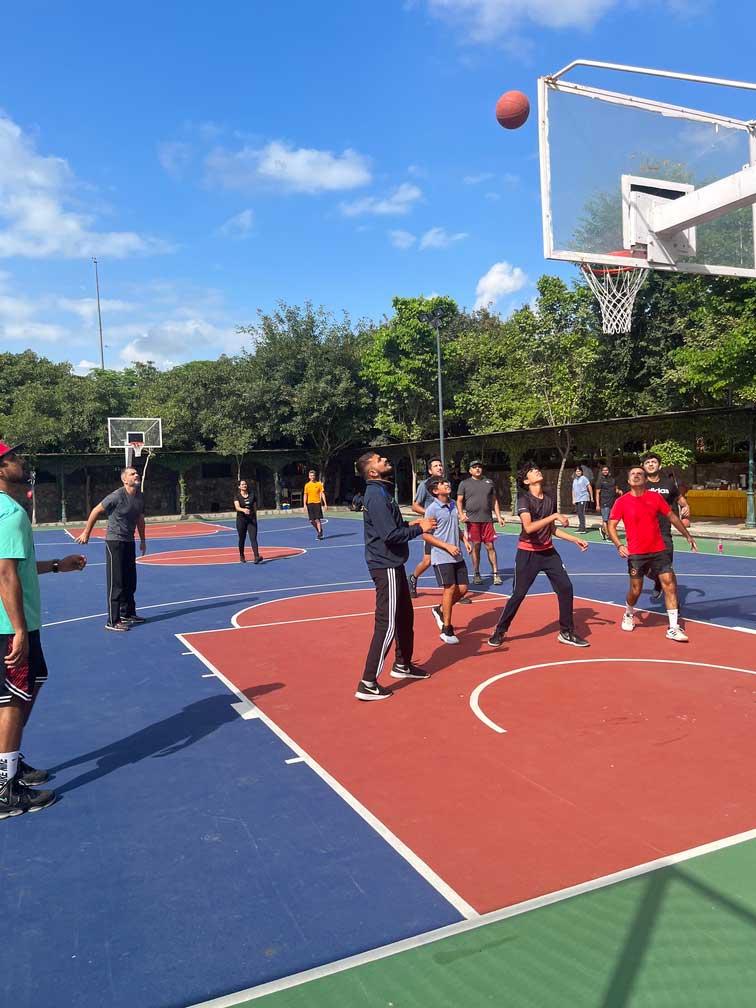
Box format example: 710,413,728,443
92,257,105,370
418,309,446,473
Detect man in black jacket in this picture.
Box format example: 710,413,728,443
355,452,436,701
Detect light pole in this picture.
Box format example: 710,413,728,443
418,309,446,473
92,257,105,370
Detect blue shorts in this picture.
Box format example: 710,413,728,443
601,505,612,522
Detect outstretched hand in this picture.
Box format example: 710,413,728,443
60,554,87,572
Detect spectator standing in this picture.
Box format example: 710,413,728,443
456,461,503,586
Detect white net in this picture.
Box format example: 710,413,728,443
580,261,649,334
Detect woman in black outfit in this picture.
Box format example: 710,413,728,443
234,479,262,563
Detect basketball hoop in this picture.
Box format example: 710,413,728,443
130,441,144,459
579,251,649,334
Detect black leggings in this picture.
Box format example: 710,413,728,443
494,547,574,636
236,515,260,559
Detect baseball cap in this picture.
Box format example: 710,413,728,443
469,459,484,467
0,441,24,460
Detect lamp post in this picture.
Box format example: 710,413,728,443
418,309,446,473
92,257,105,370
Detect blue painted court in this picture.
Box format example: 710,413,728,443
5,515,756,1008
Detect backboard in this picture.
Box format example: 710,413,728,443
539,60,756,278
108,417,162,467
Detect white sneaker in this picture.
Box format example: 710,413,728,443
440,627,460,644
621,612,635,632
431,605,444,630
666,626,689,643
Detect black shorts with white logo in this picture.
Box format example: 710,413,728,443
0,629,49,704
433,560,469,588
627,552,673,580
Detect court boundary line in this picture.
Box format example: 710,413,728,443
470,656,756,734
175,632,477,922
187,825,756,1007
137,546,307,567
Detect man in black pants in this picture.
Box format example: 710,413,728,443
355,452,436,701
488,463,589,649
77,467,146,631
641,453,688,601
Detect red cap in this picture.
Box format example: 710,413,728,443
0,441,24,459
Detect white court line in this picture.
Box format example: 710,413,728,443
573,592,756,632
41,579,377,628
175,632,476,921
188,825,756,1007
470,658,756,734
285,757,304,765
733,626,756,634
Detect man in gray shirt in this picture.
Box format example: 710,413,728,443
76,467,146,631
456,460,503,586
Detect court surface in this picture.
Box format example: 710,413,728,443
5,515,756,1008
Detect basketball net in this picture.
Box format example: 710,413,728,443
125,442,144,467
579,254,649,334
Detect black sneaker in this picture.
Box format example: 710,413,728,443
317,533,324,540
18,756,49,786
600,527,608,541
650,587,662,601
239,556,247,563
355,680,392,701
254,556,264,564
458,595,472,605
390,662,430,680
431,605,444,630
408,574,418,598
558,630,590,647
487,631,506,647
122,614,147,624
440,626,460,644
105,621,130,632
0,777,57,819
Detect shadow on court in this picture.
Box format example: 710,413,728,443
134,596,259,625
50,693,260,794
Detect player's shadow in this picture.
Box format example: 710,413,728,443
314,532,357,540
50,690,281,794
462,605,612,642
139,597,259,625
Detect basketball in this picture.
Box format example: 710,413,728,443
26,489,33,499
495,90,530,130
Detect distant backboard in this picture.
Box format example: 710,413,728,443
108,417,163,449
539,61,756,278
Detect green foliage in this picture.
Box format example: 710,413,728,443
647,440,695,468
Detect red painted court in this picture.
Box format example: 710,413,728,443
182,589,756,914
138,545,305,566
67,521,231,539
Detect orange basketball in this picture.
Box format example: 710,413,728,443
495,90,530,130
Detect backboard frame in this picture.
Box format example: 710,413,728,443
107,417,163,450
538,61,756,278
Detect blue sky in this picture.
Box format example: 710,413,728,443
0,0,752,371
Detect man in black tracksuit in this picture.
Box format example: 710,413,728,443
355,452,436,701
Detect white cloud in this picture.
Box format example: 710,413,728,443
341,183,422,217
419,227,469,250
389,229,416,249
73,359,100,375
158,140,193,178
474,260,528,309
0,116,168,259
218,208,254,238
463,172,495,184
206,140,371,194
57,297,135,321
427,0,618,39
118,318,239,369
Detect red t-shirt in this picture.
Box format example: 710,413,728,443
609,491,671,554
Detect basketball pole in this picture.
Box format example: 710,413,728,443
419,309,446,473
92,257,105,371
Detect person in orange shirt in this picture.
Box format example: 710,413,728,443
303,469,327,540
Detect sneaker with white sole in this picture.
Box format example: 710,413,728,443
440,626,460,644
355,680,392,701
492,573,503,586
390,662,430,680
557,630,590,647
487,631,506,647
621,612,635,632
431,605,444,630
458,595,472,605
472,572,483,585
666,626,689,643
18,756,49,786
0,777,56,819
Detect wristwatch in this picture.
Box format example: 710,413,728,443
51,559,60,573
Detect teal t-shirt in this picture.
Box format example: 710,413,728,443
0,492,41,633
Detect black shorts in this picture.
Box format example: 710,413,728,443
627,552,673,580
434,560,469,588
306,503,323,520
0,629,48,704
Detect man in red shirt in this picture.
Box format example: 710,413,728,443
608,466,697,642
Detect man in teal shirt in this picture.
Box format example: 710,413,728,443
0,442,87,819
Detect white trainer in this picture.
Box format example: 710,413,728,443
621,612,635,632
666,626,689,643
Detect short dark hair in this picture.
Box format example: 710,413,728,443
574,466,583,474
356,451,377,479
517,461,538,490
426,475,449,495
641,452,661,464
427,457,442,471
628,465,646,476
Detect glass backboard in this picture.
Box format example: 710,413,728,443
539,65,756,278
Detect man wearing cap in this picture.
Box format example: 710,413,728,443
456,461,503,586
0,442,87,818
76,467,147,631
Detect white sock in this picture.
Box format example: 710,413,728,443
0,751,19,788
668,609,679,629
625,605,634,616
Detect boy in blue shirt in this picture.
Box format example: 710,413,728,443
423,477,472,644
